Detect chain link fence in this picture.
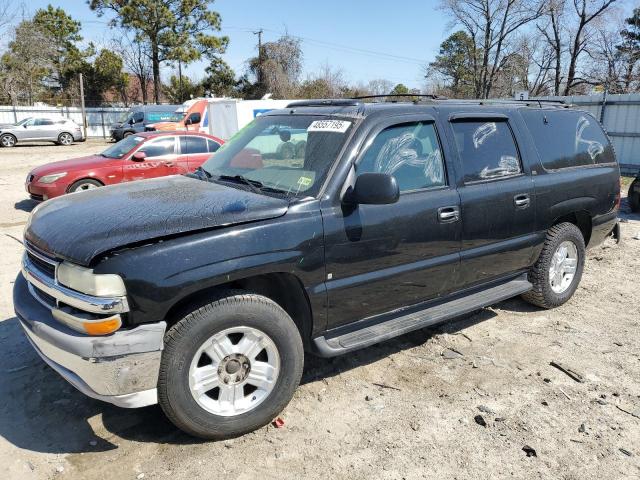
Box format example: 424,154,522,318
0,105,129,138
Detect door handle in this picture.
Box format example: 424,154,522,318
514,194,530,209
438,206,460,223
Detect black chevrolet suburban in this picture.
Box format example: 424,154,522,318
14,98,621,439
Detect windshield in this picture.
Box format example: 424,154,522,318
201,115,354,198
101,135,146,158
15,118,31,126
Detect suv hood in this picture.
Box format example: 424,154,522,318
25,175,289,266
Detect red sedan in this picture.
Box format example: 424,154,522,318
25,131,224,201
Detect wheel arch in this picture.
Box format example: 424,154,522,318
0,132,17,145
163,272,314,349
66,177,105,193
552,210,592,246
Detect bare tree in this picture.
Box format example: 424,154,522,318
0,21,56,105
111,30,153,104
440,0,545,98
367,79,395,95
0,0,19,33
562,0,618,95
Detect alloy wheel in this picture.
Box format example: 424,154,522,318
188,326,280,417
549,240,578,294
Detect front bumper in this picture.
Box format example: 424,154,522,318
25,180,67,201
13,273,166,408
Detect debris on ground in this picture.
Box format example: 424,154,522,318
372,382,402,391
615,405,640,420
474,415,487,427
578,423,587,433
550,361,585,383
442,348,464,359
272,417,285,428
619,448,633,457
477,405,495,414
522,445,537,457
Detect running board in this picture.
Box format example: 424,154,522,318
313,275,532,357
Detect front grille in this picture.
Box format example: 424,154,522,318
32,285,57,308
27,251,56,278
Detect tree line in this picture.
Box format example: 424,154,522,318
1,0,638,107
427,0,639,98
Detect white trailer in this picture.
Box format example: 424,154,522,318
206,99,292,140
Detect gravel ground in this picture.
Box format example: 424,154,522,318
0,142,638,480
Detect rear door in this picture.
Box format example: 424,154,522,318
35,118,58,140
179,135,221,172
123,135,178,181
448,114,536,287
322,117,462,330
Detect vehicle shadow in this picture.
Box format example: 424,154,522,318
0,306,504,453
14,199,38,213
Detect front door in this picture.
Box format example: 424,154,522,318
123,135,178,182
448,117,536,287
322,119,461,330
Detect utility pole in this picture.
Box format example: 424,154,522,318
253,29,264,85
79,72,87,139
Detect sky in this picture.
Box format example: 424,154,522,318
13,0,638,90
18,0,453,90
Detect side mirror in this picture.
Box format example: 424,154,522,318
345,173,399,205
185,112,201,126
23,124,28,128
131,151,147,162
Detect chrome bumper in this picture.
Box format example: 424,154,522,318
14,273,166,408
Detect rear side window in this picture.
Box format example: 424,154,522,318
180,136,208,154
207,139,221,152
451,121,521,183
521,110,615,170
357,122,446,192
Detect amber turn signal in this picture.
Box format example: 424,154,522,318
82,317,122,336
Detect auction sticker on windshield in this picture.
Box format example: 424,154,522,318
308,120,351,133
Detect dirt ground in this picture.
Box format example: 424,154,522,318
0,141,639,480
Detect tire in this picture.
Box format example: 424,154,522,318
68,178,102,193
158,291,304,439
629,180,640,213
57,132,74,146
522,222,585,309
0,133,16,147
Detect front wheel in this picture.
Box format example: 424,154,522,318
57,132,74,146
522,222,585,309
68,178,102,193
0,134,16,147
158,292,304,439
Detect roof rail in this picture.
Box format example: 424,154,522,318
286,99,360,108
352,94,447,102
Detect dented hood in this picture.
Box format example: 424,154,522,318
25,175,289,266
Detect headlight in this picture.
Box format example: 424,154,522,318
39,172,67,184
57,261,127,297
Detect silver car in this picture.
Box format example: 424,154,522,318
0,117,85,147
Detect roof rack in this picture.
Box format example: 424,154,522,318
286,99,360,108
352,94,447,102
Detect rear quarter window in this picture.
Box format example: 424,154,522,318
520,110,615,170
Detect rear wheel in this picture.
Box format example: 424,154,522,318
158,291,304,439
68,178,102,193
629,180,640,213
57,132,74,146
0,134,16,147
522,222,585,309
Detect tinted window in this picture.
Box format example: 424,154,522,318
138,137,175,157
180,136,208,154
132,112,144,123
451,121,521,183
357,122,446,192
207,139,221,152
521,110,615,170
35,119,55,126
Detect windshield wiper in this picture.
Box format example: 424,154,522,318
217,174,263,194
